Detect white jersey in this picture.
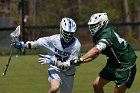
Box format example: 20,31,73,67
28,34,81,75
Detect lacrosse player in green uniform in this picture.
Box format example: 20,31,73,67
73,13,137,93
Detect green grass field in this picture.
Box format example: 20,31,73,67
0,51,140,93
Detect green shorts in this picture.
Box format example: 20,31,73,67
99,65,136,88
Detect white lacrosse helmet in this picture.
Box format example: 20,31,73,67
60,17,76,43
88,13,109,35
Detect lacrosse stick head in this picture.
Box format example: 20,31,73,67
10,25,21,43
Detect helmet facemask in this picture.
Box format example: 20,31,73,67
89,22,102,35
60,28,75,43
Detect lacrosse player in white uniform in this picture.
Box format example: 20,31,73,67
15,18,81,93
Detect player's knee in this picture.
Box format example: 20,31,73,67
93,80,99,87
49,88,59,93
93,79,103,88
49,85,59,93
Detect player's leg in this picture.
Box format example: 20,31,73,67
93,76,110,93
48,69,61,93
114,84,127,93
59,74,74,93
48,80,60,93
60,73,74,93
114,65,136,93
94,65,116,93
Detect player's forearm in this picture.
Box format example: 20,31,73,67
82,47,99,62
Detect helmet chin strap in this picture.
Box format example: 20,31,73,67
60,37,75,49
63,38,70,43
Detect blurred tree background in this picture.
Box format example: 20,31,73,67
0,0,138,24
0,0,140,53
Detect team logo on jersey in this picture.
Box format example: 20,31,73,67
55,48,71,61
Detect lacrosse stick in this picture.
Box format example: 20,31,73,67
2,25,21,76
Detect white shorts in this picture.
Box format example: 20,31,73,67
48,69,74,93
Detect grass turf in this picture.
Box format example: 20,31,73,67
0,51,140,93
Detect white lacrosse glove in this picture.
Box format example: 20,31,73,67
57,61,71,71
38,54,71,71
38,54,57,65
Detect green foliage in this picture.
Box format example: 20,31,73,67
0,0,138,25
77,0,122,23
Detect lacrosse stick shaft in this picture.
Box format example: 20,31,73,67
2,44,13,76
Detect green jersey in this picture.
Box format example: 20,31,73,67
93,26,137,69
